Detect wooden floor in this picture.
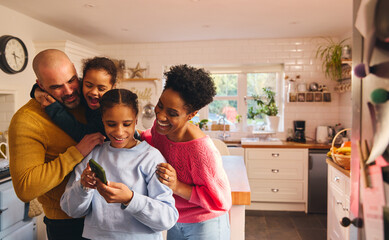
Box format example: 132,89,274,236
245,210,327,240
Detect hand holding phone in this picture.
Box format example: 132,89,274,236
89,159,107,184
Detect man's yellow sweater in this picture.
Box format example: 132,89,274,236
9,99,86,219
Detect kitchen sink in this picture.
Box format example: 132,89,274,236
241,137,282,145
226,143,242,148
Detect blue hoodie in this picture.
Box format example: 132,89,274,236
60,141,178,240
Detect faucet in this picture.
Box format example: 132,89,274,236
218,117,230,141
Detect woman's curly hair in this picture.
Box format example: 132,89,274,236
164,64,216,113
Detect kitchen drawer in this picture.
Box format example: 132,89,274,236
0,181,26,231
329,166,348,193
246,148,306,161
328,180,349,240
247,159,304,180
250,180,304,202
2,220,35,240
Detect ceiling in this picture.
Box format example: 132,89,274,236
0,0,353,45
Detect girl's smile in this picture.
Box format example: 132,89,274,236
83,69,113,110
102,104,137,149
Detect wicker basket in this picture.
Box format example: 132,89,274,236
331,128,351,170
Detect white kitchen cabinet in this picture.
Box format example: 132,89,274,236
244,148,308,212
0,180,36,240
327,164,350,240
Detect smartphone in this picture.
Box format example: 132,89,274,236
88,159,107,184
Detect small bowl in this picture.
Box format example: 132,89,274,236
309,82,319,91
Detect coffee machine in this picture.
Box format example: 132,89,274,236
293,120,306,143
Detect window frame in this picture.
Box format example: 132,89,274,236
198,64,285,132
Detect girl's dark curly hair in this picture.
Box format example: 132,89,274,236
100,89,139,117
164,64,216,113
82,57,117,86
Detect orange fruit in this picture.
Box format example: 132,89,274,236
341,141,351,148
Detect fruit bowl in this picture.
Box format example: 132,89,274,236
331,128,351,170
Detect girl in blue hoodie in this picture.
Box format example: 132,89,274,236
60,89,178,240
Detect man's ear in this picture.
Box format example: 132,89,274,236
36,79,44,90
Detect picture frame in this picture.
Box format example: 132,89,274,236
289,92,297,102
314,92,323,102
306,92,314,102
297,93,305,102
323,92,331,102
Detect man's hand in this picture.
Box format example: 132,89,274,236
35,87,55,108
75,133,105,157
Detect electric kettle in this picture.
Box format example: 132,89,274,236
316,126,330,143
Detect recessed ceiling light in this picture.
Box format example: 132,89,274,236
289,21,299,25
121,28,129,32
202,25,210,28
191,0,200,2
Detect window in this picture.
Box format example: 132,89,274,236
197,64,284,132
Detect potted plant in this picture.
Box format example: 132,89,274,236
315,38,350,81
198,119,209,131
247,87,279,131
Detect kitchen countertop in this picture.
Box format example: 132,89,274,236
241,140,332,149
222,156,251,205
326,158,350,177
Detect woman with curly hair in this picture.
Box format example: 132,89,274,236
141,64,232,239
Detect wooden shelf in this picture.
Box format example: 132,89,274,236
120,78,159,82
342,59,352,66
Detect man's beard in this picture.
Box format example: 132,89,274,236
61,91,80,109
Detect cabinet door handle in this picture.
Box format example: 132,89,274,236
271,153,280,157
334,176,340,182
343,207,349,211
0,207,8,214
271,169,279,173
271,188,279,193
336,201,343,206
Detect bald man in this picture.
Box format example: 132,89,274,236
9,49,105,240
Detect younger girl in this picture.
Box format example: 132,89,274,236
60,89,178,240
34,56,117,141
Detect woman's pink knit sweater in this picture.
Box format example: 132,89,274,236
142,124,232,223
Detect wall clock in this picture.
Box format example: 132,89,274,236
0,35,28,74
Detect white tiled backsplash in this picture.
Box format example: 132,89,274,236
100,36,352,141
0,93,15,134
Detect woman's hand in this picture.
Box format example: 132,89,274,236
156,163,193,200
34,87,55,108
95,180,133,205
80,163,97,189
156,163,178,191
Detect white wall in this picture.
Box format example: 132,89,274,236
0,4,352,141
0,5,96,110
99,38,353,140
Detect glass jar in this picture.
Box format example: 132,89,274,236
342,45,352,60
288,80,296,93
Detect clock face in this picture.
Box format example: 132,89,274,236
0,35,28,74
4,38,26,72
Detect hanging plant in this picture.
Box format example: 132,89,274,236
315,38,349,81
